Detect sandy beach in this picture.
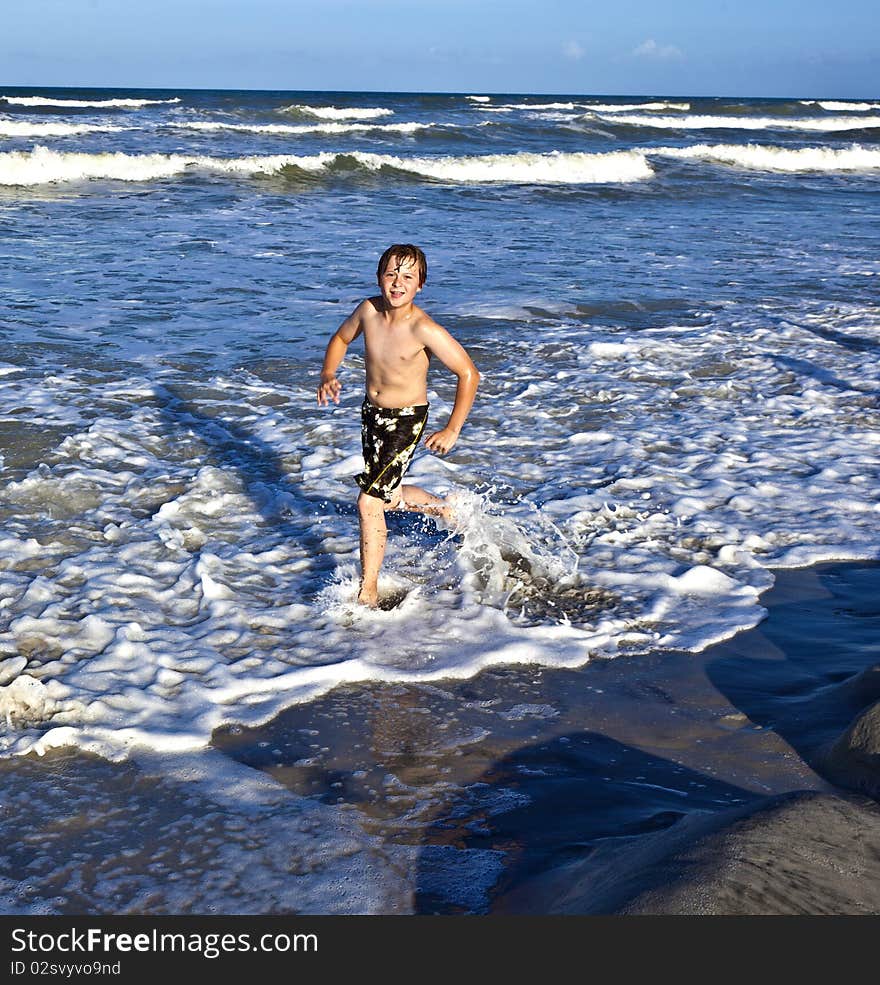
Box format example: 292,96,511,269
3,559,877,914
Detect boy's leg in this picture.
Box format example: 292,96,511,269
388,484,454,521
357,491,387,607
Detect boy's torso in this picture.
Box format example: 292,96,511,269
361,296,431,409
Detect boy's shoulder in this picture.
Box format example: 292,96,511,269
361,295,383,316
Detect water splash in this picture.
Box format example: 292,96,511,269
442,489,616,627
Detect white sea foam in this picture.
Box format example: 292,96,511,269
525,111,581,122
1,96,180,108
0,146,336,185
354,149,654,184
1,297,879,766
466,95,491,102
280,104,393,120
0,146,653,186
503,102,579,110
651,143,880,172
583,102,690,111
481,101,689,112
802,100,880,112
179,120,433,135
591,111,880,131
0,120,128,138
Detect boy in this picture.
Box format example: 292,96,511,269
316,244,480,608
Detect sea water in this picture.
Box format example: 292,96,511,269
1,87,878,911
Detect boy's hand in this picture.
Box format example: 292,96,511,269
317,375,342,406
424,427,459,456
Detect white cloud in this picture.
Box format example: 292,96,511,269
563,40,584,60
633,39,682,60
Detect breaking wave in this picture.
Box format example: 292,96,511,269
0,146,654,187
1,95,180,108
651,142,880,172
178,120,434,136
583,102,690,112
590,112,880,131
362,149,653,183
0,146,337,185
279,104,393,120
0,121,128,137
801,100,880,112
476,101,690,113
5,143,877,189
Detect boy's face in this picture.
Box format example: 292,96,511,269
378,255,422,309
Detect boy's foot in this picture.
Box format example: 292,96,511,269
435,491,463,528
357,585,379,608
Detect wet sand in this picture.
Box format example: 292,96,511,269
2,560,878,914
215,559,880,914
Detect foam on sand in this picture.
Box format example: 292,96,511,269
652,143,880,173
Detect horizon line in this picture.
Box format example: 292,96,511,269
1,83,875,102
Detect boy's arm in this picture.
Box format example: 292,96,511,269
317,303,365,406
415,320,480,455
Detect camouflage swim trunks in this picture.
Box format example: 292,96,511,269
355,397,429,502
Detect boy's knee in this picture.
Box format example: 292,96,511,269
358,491,385,515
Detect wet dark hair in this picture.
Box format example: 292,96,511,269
377,244,427,287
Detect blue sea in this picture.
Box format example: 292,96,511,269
1,87,879,913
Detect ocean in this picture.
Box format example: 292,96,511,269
1,87,878,914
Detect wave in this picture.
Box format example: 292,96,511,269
466,95,491,102
5,144,875,188
0,146,337,185
591,112,880,131
0,95,180,108
279,104,393,120
583,102,690,112
0,121,128,137
360,149,652,183
179,120,434,135
651,143,880,172
801,100,880,112
504,102,579,110
478,101,690,113
0,145,653,187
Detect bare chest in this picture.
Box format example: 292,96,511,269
363,322,428,371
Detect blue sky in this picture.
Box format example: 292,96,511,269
2,0,878,96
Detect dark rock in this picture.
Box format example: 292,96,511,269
821,699,880,800
493,791,880,915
